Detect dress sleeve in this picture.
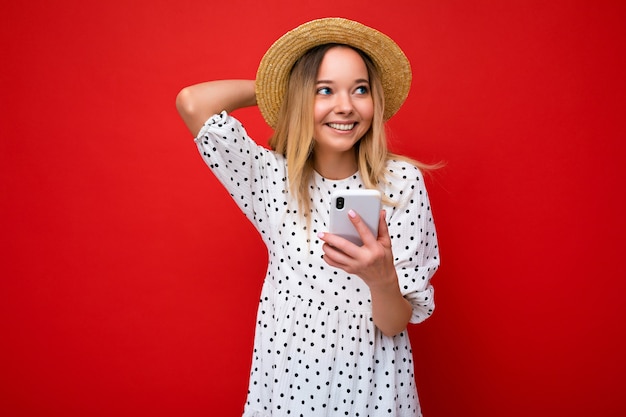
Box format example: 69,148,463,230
193,111,284,231
386,163,440,324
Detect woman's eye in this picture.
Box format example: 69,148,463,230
317,87,332,95
355,85,369,95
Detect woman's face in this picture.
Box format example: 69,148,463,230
312,46,374,159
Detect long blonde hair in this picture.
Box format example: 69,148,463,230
268,44,428,215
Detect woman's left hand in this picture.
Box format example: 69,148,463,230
318,209,397,290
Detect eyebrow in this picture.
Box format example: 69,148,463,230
316,78,370,84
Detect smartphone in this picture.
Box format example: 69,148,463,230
329,189,382,246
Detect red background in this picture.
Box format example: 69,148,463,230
2,1,625,416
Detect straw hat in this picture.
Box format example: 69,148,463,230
255,17,412,128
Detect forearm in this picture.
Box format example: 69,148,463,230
318,210,412,336
176,79,257,136
370,278,413,337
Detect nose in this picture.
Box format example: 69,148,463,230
334,91,354,114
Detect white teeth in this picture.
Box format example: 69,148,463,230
328,123,355,131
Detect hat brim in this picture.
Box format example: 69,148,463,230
255,17,412,129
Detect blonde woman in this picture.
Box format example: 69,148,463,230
177,18,440,417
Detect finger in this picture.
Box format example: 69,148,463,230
318,234,355,263
376,210,392,246
317,230,359,258
320,240,361,271
348,209,377,247
320,243,351,269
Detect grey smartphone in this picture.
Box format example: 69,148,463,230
329,189,381,246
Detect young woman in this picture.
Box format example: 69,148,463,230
177,17,440,417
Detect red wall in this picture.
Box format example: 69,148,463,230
2,1,625,416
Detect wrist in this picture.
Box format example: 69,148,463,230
367,272,401,295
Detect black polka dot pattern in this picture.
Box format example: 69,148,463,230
194,112,439,417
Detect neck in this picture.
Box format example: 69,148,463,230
312,149,358,180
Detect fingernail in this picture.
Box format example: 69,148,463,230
317,232,325,239
348,209,356,218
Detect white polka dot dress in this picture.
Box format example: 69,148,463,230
195,112,439,417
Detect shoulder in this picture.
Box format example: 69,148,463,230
385,157,424,183
380,157,429,207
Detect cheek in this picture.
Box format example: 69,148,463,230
359,98,374,119
313,101,325,123
360,101,374,125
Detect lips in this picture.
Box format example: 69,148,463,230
327,122,355,131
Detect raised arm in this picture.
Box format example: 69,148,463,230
175,80,257,137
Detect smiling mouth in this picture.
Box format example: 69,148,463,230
327,122,355,131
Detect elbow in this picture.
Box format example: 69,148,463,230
175,87,195,118
176,87,205,136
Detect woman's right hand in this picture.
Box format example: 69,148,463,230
176,80,257,137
